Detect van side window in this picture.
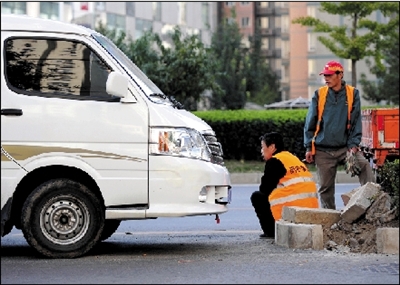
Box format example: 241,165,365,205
5,38,119,102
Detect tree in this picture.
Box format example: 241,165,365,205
96,22,221,111
292,2,399,88
150,27,222,110
246,29,281,106
360,28,399,105
210,17,248,110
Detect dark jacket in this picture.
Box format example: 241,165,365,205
304,80,362,152
259,150,286,195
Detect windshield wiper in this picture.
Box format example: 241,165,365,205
169,96,184,110
149,93,184,109
149,93,167,99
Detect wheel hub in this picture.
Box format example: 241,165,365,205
40,197,90,245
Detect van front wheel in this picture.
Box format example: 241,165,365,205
21,179,104,259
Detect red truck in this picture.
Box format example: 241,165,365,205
360,107,399,171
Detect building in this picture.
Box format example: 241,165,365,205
1,2,218,47
217,2,391,106
2,2,391,106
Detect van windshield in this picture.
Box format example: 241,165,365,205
92,33,163,96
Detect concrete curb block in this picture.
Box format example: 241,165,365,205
376,228,399,254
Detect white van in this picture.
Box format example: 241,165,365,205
1,15,231,258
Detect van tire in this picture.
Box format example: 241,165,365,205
20,179,104,259
100,220,121,241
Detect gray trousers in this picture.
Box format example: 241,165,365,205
314,147,375,210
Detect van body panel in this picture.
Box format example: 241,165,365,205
147,102,213,132
148,156,230,215
1,15,231,258
1,147,149,206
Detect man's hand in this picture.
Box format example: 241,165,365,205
345,150,361,177
305,151,314,163
349,147,359,154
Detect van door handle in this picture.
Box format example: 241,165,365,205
1,108,23,116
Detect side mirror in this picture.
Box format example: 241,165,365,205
106,72,136,103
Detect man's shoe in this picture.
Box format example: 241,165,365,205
259,233,274,239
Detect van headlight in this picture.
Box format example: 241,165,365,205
150,127,212,161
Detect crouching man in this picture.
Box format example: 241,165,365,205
250,132,319,238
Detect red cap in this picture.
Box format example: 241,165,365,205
319,61,344,75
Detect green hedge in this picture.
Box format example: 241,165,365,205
193,109,308,160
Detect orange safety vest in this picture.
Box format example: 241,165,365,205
268,151,319,221
311,85,355,155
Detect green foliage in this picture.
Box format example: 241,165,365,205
194,109,307,160
360,21,399,105
292,2,399,89
194,108,385,161
150,27,222,110
224,159,320,173
378,159,399,210
224,160,265,173
210,9,280,110
210,17,247,110
96,12,281,111
193,109,308,122
246,29,281,106
96,22,221,111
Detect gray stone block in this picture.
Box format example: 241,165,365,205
376,228,399,254
275,220,323,250
282,206,341,227
341,182,381,223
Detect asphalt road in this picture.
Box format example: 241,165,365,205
1,184,398,284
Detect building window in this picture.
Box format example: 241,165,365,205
308,59,316,77
242,38,250,48
153,2,161,21
135,18,152,40
186,27,200,37
107,13,126,35
202,2,210,30
258,17,268,28
281,15,289,33
307,6,316,18
282,40,289,58
178,2,186,25
241,17,250,28
275,37,281,49
262,38,269,49
346,59,352,73
274,16,281,28
225,18,235,25
126,2,135,16
308,33,316,52
40,2,59,20
95,2,105,12
1,2,27,14
275,58,282,72
241,2,250,5
226,2,235,7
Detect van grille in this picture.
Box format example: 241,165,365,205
202,133,224,165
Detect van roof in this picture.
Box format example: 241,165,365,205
1,14,92,36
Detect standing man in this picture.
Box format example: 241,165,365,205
304,60,375,210
251,132,318,238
